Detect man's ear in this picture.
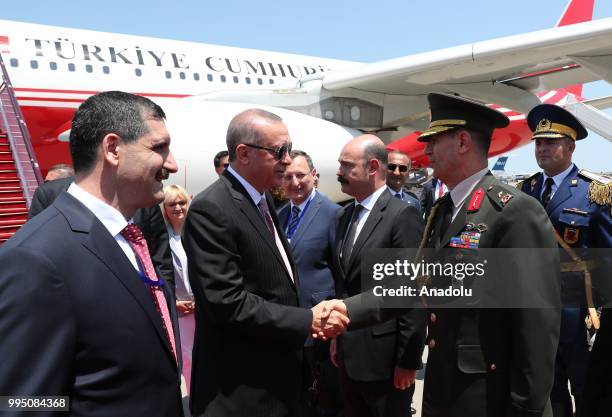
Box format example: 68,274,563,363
368,159,380,175
456,130,472,155
235,144,250,165
102,133,121,167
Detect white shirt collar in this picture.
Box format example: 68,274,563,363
227,165,265,206
449,167,490,209
67,182,130,237
543,163,574,190
357,185,388,211
291,189,316,212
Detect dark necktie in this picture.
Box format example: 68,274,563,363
257,198,275,236
394,192,403,200
541,177,554,206
286,205,301,240
341,204,364,269
121,224,177,362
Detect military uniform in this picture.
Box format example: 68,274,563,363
345,93,561,417
519,104,612,417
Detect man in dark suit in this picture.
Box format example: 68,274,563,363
325,94,561,417
519,104,612,417
419,177,447,220
278,149,343,415
28,176,175,286
0,91,183,416
332,134,426,417
386,149,421,211
182,108,348,417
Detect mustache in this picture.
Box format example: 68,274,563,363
337,175,349,185
156,168,170,181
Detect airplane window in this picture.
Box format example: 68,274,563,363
85,64,93,73
220,75,226,83
179,72,186,80
269,79,274,84
207,74,213,82
9,59,18,67
68,63,75,72
102,66,110,74
49,62,57,70
246,77,251,85
233,76,239,84
165,71,172,79
257,78,263,85
135,68,142,77
30,60,38,69
194,73,200,81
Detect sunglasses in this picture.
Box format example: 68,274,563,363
388,163,409,173
245,143,292,161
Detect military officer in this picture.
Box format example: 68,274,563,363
331,93,561,417
519,103,612,417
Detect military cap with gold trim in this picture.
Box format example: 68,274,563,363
527,103,587,141
417,93,509,142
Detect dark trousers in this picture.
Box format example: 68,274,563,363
551,336,590,417
300,343,343,417
340,366,412,417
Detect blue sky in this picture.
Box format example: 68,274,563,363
3,0,611,174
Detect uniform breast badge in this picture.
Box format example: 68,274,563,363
563,227,580,244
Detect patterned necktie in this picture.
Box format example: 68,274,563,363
257,198,275,236
121,224,177,362
287,205,301,240
341,204,365,269
541,177,554,206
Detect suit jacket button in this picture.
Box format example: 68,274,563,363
430,313,437,323
489,363,496,371
428,339,436,349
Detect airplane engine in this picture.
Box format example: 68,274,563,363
162,99,360,202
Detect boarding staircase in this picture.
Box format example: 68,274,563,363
0,53,43,243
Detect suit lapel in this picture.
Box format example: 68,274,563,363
290,193,322,250
55,194,177,365
223,173,296,288
547,165,578,214
336,203,354,277
346,191,387,274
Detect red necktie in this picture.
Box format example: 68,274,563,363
121,224,177,363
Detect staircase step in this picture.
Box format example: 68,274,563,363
0,162,16,170
0,211,28,219
0,231,16,241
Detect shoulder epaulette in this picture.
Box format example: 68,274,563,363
515,172,540,191
486,183,515,209
579,170,612,206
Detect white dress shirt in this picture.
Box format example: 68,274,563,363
68,182,142,273
350,185,388,247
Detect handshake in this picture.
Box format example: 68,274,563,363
310,299,349,340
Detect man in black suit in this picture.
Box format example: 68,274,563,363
182,108,349,417
419,177,447,220
332,134,426,417
28,176,175,286
0,91,184,416
278,149,343,415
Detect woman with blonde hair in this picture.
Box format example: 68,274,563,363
162,184,195,393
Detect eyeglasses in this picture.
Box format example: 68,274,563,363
244,143,292,161
388,163,409,173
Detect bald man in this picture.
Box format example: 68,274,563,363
332,135,425,417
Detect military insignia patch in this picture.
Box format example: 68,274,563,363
449,231,481,248
497,191,514,207
467,188,485,212
564,227,580,244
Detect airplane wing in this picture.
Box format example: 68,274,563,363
193,17,612,138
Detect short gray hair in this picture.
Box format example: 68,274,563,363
226,108,283,161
